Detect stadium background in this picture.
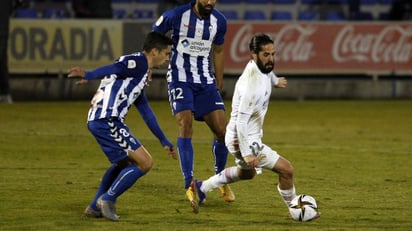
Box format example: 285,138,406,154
8,0,412,101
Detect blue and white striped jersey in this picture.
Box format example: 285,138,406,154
86,52,150,122
152,2,227,85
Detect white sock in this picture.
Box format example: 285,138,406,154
277,184,296,207
201,167,239,192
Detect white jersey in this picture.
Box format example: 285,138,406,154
226,60,279,157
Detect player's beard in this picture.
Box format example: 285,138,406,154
197,2,213,17
257,58,274,74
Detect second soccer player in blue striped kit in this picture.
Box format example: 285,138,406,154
153,0,235,213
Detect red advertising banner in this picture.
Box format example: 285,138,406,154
225,22,412,75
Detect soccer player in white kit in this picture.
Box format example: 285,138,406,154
191,33,301,215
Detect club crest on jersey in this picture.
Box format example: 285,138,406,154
127,60,136,69
181,39,190,48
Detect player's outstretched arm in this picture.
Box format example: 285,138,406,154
134,93,177,160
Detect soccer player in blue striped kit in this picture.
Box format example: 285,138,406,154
67,31,176,221
153,0,235,213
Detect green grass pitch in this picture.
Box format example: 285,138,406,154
0,100,411,230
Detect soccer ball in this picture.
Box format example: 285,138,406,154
288,194,320,222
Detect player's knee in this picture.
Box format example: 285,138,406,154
128,148,154,172
178,121,193,137
212,125,226,143
137,157,153,172
215,132,225,143
176,111,192,130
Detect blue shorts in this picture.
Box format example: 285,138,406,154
87,118,142,164
167,82,225,121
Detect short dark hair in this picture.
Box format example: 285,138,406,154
142,31,173,52
249,33,274,53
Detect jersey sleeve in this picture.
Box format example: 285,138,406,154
237,112,252,157
84,63,122,80
213,12,227,45
152,9,174,33
85,54,148,80
134,92,173,148
270,72,279,86
235,74,255,157
115,54,148,78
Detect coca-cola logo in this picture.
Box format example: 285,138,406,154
230,24,316,63
227,23,412,72
275,24,316,62
333,25,412,63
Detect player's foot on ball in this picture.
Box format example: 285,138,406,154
186,180,199,214
219,184,235,202
97,196,120,221
84,206,103,218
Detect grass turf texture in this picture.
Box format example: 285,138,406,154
0,100,411,231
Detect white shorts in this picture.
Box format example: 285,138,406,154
227,141,280,170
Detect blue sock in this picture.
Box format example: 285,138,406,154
90,164,121,211
213,140,228,174
102,164,145,202
177,137,194,189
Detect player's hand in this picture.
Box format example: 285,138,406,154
164,145,177,160
275,77,287,88
75,79,89,85
244,155,260,169
67,67,86,78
